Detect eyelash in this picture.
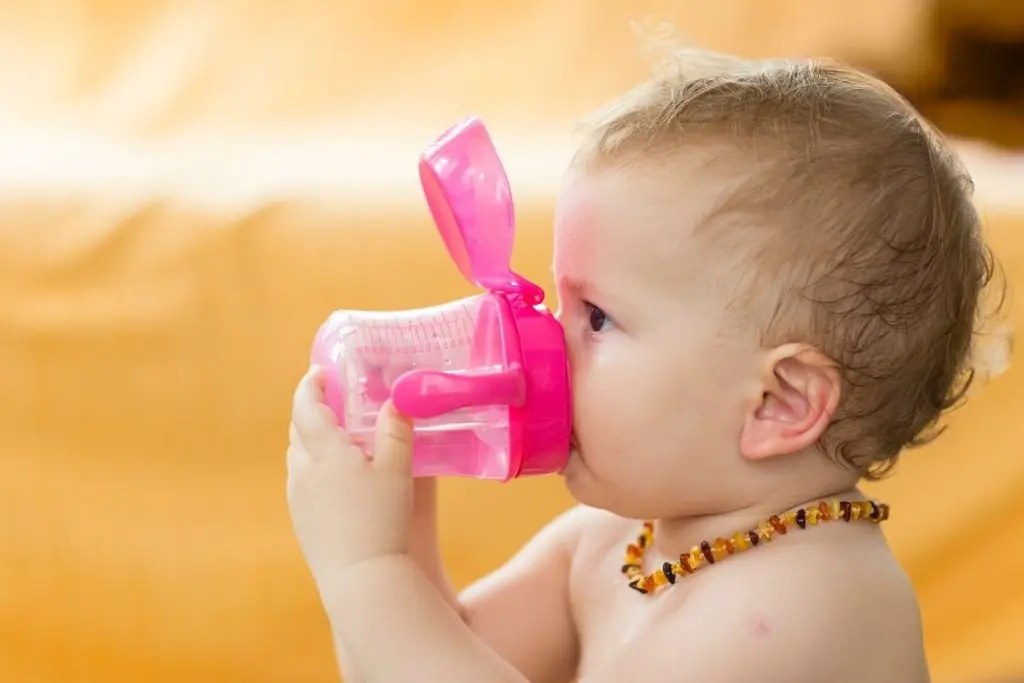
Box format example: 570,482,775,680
583,300,615,334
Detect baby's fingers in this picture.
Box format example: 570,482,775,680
372,400,414,474
292,366,342,452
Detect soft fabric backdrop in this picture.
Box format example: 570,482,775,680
0,2,1020,682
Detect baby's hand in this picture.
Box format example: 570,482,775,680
286,366,415,585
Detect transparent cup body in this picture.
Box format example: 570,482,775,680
312,294,515,479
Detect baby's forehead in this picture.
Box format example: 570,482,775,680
552,161,735,289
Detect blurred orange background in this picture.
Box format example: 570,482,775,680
0,2,1021,682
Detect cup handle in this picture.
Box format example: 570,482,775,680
390,365,526,419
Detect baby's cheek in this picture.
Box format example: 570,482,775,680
574,375,629,445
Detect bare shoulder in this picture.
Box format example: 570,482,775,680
596,526,929,683
706,530,926,680
547,504,634,552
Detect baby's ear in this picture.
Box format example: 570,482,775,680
739,344,841,460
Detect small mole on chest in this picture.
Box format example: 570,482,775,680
751,618,773,637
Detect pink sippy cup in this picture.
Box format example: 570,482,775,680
310,116,571,481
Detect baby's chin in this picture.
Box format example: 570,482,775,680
559,443,603,504
561,432,583,476
561,445,582,477
559,442,672,518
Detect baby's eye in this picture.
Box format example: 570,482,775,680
584,301,615,333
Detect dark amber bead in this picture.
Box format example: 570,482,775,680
880,504,890,521
819,501,831,520
628,578,648,594
769,515,787,535
662,562,676,584
840,501,852,522
621,563,640,574
700,540,716,564
748,530,760,546
869,502,881,520
796,508,807,529
637,534,647,548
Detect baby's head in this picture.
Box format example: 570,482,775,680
554,45,1001,519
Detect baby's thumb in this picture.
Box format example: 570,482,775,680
372,401,414,473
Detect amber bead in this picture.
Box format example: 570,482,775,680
796,508,807,529
678,554,695,574
621,563,640,574
807,508,820,525
782,511,797,527
689,547,704,569
869,501,881,520
627,543,642,556
758,523,774,542
699,540,715,564
748,530,760,546
628,578,647,593
711,538,729,560
724,537,736,554
819,501,831,520
840,501,852,522
769,515,787,535
733,532,750,551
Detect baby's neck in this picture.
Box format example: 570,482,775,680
652,484,864,560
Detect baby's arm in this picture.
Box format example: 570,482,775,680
457,505,583,683
324,486,582,683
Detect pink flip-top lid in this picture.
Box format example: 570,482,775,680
418,117,545,304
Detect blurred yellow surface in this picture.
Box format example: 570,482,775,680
0,3,1021,683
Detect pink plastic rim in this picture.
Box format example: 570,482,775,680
507,302,572,479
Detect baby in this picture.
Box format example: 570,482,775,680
286,44,1000,683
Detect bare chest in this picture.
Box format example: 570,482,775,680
567,522,930,683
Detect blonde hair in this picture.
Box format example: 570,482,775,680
575,39,1006,478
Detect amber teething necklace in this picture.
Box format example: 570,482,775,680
623,498,890,595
